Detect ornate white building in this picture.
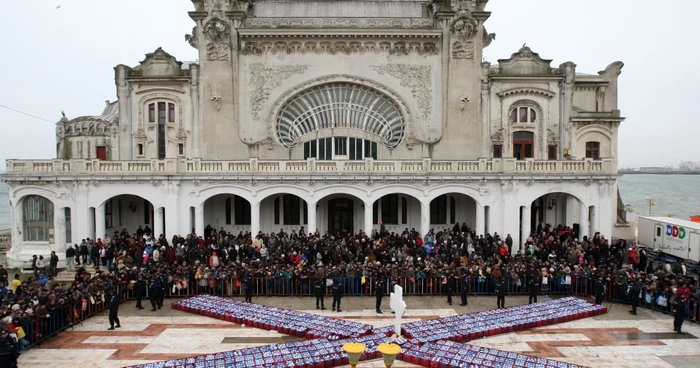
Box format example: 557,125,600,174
1,0,624,268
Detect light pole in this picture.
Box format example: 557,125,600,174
646,197,654,216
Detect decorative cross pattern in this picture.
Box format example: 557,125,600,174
126,296,606,368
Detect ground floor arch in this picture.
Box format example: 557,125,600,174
21,194,55,242
369,193,421,235
526,192,590,246
259,193,308,235
93,194,157,240
429,193,478,233
202,194,252,237
316,193,366,237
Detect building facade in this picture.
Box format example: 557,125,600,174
1,0,624,268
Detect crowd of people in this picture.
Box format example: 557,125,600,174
1,220,699,365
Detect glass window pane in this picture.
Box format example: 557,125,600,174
319,139,326,160
304,142,310,160
310,140,317,158
530,108,536,122
371,142,378,159
524,143,533,158
168,103,175,122
324,138,332,159
519,107,527,122
349,138,356,160
510,109,517,123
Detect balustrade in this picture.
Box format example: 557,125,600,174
3,157,615,176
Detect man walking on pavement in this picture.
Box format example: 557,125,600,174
672,290,686,334
314,274,326,310
375,276,385,313
495,275,506,309
332,278,343,312
107,289,121,330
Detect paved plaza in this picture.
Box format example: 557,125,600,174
15,295,700,368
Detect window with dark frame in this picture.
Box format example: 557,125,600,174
381,195,399,224
157,102,166,159
138,144,144,156
283,195,301,225
585,141,600,159
401,197,407,224
225,197,232,225
373,201,378,224
493,144,503,159
234,196,251,225
430,195,447,224
105,199,113,229
450,196,456,224
512,131,534,160
548,145,558,160
274,197,280,225
143,199,150,224
510,106,537,123
178,143,184,155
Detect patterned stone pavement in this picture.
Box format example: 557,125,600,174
18,296,700,368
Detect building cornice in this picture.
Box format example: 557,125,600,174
497,87,555,100
238,28,443,39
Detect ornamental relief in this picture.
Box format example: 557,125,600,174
203,4,230,61
371,64,433,118
248,63,310,120
245,18,434,29
241,40,439,56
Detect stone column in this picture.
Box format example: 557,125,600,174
195,205,204,238
502,200,520,255
475,203,485,237
95,204,106,242
364,199,373,237
154,207,164,238
420,200,430,237
579,201,588,240
565,196,576,227
165,183,180,237
54,207,66,252
520,206,530,251
307,200,317,236
251,201,261,236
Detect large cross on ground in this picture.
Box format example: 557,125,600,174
126,295,605,368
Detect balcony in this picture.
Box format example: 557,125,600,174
3,158,615,176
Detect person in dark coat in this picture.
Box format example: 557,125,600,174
594,274,606,305
157,274,166,308
494,276,506,309
107,289,121,330
459,271,469,306
244,274,254,303
314,276,326,310
672,291,686,334
375,277,385,313
149,277,161,311
629,279,642,315
446,273,456,305
0,330,18,368
332,278,343,312
134,276,145,310
528,273,539,304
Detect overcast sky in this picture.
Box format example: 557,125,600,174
0,0,697,171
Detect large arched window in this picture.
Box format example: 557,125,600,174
513,131,534,160
23,195,54,242
276,82,406,149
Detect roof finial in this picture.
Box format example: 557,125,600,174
61,110,66,117
523,42,527,48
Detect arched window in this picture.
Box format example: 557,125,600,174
23,196,54,242
510,106,537,123
513,131,534,160
276,82,406,149
147,101,176,159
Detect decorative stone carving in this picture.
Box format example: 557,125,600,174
176,128,187,143
452,41,474,59
371,64,432,118
491,128,504,145
185,26,198,49
547,129,559,146
405,136,420,150
151,180,162,188
245,18,434,29
135,128,147,143
240,40,439,57
483,29,496,49
249,63,310,120
203,5,230,61
451,0,478,42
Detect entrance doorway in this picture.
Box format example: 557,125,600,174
328,198,353,235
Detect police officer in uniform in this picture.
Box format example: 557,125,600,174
149,276,161,311
594,274,605,305
459,271,469,306
314,275,326,310
107,289,121,330
157,273,166,308
244,274,254,303
672,291,686,334
332,278,343,312
528,273,540,304
629,279,642,315
375,276,385,313
446,273,456,306
134,276,145,310
495,275,506,309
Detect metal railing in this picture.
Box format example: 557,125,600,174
16,275,698,353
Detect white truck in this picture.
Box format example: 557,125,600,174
637,216,700,263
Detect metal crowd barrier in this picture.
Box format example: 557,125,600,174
16,275,699,353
